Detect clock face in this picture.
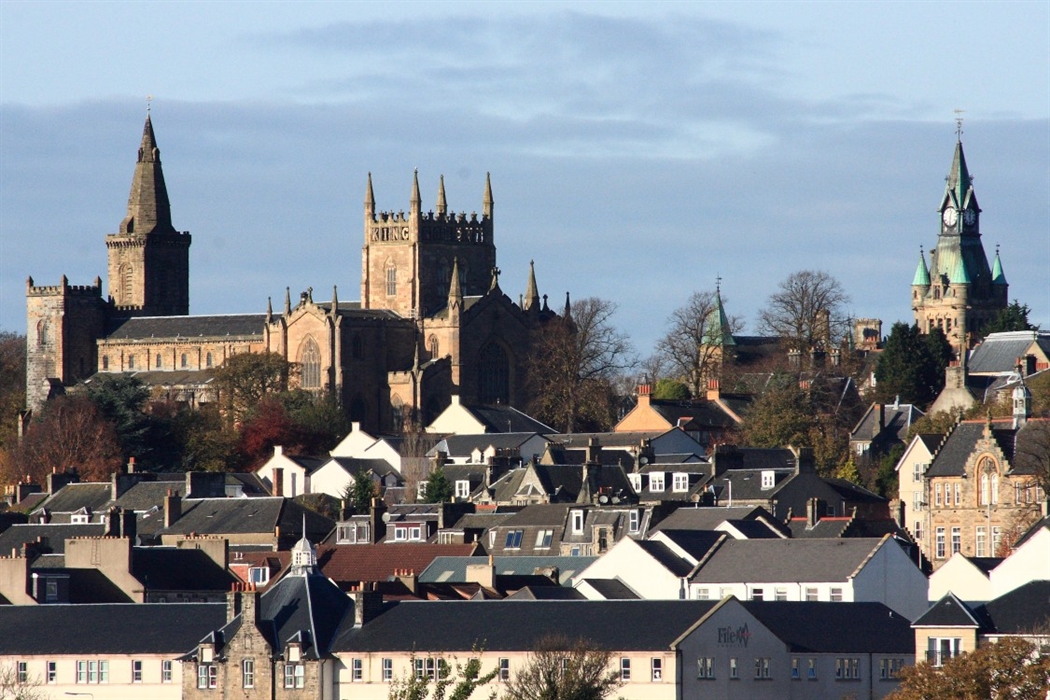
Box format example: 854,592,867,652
963,209,976,226
942,207,958,226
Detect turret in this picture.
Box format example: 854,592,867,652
448,258,463,317
523,260,540,312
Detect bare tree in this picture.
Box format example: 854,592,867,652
0,660,47,700
527,298,636,433
504,635,622,700
656,290,741,396
758,270,851,354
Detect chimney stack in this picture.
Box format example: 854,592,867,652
164,489,182,528
272,467,284,497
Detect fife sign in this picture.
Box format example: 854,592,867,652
717,623,751,648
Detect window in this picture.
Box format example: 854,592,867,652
912,491,923,513
805,587,818,601
535,529,553,549
382,658,393,682
992,526,1002,556
750,587,764,601
352,658,363,682
775,587,788,601
17,662,27,683
71,512,89,524
935,483,942,507
754,657,770,679
417,482,428,500
951,527,961,555
504,530,523,549
980,471,990,505
835,657,859,680
954,482,961,506
697,657,714,679
500,658,510,682
414,658,436,680
45,579,58,602
807,658,816,679
132,659,143,683
695,587,710,600
913,462,924,482
672,473,689,492
155,353,162,368
285,663,305,688
300,338,321,389
628,509,640,533
936,527,946,559
791,658,800,679
394,526,407,542
199,664,217,688
976,527,986,557
77,661,87,684
249,567,270,585
651,658,662,682
915,520,923,543
648,472,665,491
206,352,213,367
619,658,631,681
409,525,422,541
991,472,998,504
729,657,738,679
88,661,97,684
628,474,642,492
102,355,109,370
880,658,904,680
386,264,397,296
455,480,470,499
243,658,255,688
47,661,56,683
162,660,172,683
927,637,961,666
181,353,188,368
830,587,843,602
128,354,135,369
760,471,775,489
571,510,584,534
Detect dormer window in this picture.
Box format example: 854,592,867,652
628,474,642,492
455,480,470,499
760,471,775,489
571,509,585,535
672,473,689,492
288,643,302,663
249,567,270,586
628,509,640,534
649,472,665,491
200,645,214,663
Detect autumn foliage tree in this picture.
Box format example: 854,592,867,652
887,637,1050,700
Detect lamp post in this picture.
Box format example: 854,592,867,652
723,477,732,508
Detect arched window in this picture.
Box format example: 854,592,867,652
428,335,439,358
206,352,213,368
990,472,998,505
102,356,109,370
299,337,321,390
386,261,397,296
155,353,162,369
478,341,510,404
391,394,404,433
36,320,48,346
181,353,188,368
977,457,996,505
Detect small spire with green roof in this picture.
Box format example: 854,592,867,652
912,246,931,287
991,244,1007,285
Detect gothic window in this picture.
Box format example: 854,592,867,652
386,261,397,297
438,259,450,289
155,353,162,369
391,394,404,433
36,320,48,346
977,457,996,505
206,352,213,368
478,341,510,405
181,353,188,368
300,338,321,390
119,264,133,305
428,335,439,358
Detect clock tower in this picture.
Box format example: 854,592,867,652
912,129,1008,357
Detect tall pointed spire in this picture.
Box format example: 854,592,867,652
710,280,736,347
448,257,463,313
266,296,273,323
912,246,931,287
483,172,493,219
436,175,447,217
331,285,339,317
524,260,540,311
365,172,375,219
944,139,973,212
119,114,175,235
410,168,421,216
563,291,572,318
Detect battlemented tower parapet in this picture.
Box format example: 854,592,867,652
25,275,107,411
362,171,496,318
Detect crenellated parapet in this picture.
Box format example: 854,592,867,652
25,275,103,298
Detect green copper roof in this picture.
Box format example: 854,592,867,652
709,288,736,347
912,250,930,286
950,252,971,285
991,250,1007,285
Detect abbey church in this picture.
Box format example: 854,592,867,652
25,115,561,433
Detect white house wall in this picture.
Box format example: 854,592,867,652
850,539,929,621
990,525,1050,597
927,553,993,602
573,538,684,599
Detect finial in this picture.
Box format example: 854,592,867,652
489,266,501,292
953,109,965,141
995,243,1000,256
436,174,447,217
266,296,273,321
146,95,153,114
715,273,722,294
284,287,291,316
331,285,338,315
483,172,493,218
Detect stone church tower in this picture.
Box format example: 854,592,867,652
105,114,191,316
912,132,1007,357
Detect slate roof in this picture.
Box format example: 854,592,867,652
132,547,238,591
979,580,1050,634
157,497,333,546
635,540,695,577
742,601,914,653
850,402,924,443
580,578,639,599
657,530,727,560
689,537,891,584
465,405,554,434
0,603,226,654
255,572,353,658
90,369,218,388
968,331,1050,374
105,313,267,339
325,457,402,479
32,482,112,515
419,556,597,586
333,600,719,652
926,419,1048,477
432,432,545,458
317,543,478,585
649,506,774,533
505,586,586,600
113,479,185,510
645,399,739,430
0,523,105,555
913,592,984,627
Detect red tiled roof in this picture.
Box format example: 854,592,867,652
317,543,479,584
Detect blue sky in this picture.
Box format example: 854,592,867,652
2,1,1048,356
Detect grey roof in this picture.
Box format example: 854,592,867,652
689,537,890,584
419,556,597,586
158,497,333,546
657,530,727,560
432,432,545,457
326,457,401,479
0,523,106,555
580,578,640,599
465,405,554,434
925,422,985,477
132,547,238,591
333,600,719,652
635,540,695,576
968,331,1050,374
927,419,1048,478
743,601,914,653
88,369,218,387
113,480,184,510
850,402,924,443
650,506,772,533
913,592,983,627
32,482,112,515
105,313,267,339
504,586,586,600
979,580,1050,634
0,603,226,654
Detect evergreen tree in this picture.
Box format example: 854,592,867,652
422,468,454,504
652,378,691,400
981,300,1037,337
874,323,950,408
84,374,151,462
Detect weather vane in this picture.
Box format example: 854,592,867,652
715,274,722,293
953,109,965,140
147,95,153,114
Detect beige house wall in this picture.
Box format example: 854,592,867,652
7,654,185,699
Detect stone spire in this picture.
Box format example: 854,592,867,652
436,175,447,217
483,172,493,219
448,257,463,313
119,114,175,235
365,172,375,219
410,169,421,217
266,296,273,324
284,287,291,316
563,291,572,319
524,260,540,312
331,285,339,318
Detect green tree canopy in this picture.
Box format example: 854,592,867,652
874,323,952,408
421,468,454,504
84,374,151,462
214,351,296,423
652,378,691,400
345,467,378,514
982,299,1037,337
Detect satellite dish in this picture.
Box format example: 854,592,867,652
611,496,621,504
381,512,391,523
639,456,649,466
598,495,610,504
690,493,700,503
